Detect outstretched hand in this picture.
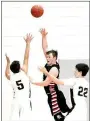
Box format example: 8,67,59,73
23,33,34,43
38,66,48,75
39,28,48,37
5,54,10,63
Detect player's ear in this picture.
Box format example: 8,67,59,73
54,56,57,61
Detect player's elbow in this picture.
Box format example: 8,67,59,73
5,72,8,78
5,73,10,80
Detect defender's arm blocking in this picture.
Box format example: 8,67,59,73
31,67,58,87
22,33,33,74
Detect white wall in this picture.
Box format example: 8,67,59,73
2,2,89,121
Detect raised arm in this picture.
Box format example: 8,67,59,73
39,28,48,59
22,33,33,74
5,54,10,80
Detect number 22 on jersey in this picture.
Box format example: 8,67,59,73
78,86,88,97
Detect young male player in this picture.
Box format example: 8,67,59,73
5,33,33,121
32,28,71,121
38,63,89,121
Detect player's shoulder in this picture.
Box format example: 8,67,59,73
84,79,89,87
20,70,25,75
81,78,89,83
68,77,77,84
82,80,89,90
49,67,58,76
11,71,26,79
21,71,30,80
67,77,76,82
79,78,89,88
50,67,58,73
20,71,28,78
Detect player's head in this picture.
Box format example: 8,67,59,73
74,63,89,78
46,50,58,65
10,61,20,73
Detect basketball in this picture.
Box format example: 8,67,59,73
31,5,44,18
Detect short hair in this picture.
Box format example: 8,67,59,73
46,50,58,59
76,63,89,76
10,61,20,73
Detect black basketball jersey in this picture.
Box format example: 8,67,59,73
43,62,60,94
43,62,75,112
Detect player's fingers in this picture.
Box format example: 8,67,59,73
30,34,33,39
43,28,45,32
29,33,31,36
41,28,44,32
46,32,48,35
31,36,34,39
39,28,42,31
39,28,42,32
38,66,44,72
30,34,33,38
29,34,33,39
26,33,28,38
5,54,9,59
42,28,44,32
29,33,32,37
28,33,31,37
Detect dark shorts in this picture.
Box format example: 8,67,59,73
47,90,70,115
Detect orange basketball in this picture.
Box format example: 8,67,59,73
31,5,44,18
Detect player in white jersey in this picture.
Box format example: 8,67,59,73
38,63,89,121
5,33,33,121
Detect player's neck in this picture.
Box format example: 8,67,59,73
77,75,84,78
52,60,57,65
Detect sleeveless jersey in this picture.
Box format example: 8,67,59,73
43,62,61,115
43,62,60,95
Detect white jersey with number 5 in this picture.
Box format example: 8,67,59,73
9,71,32,121
63,78,89,121
10,71,31,102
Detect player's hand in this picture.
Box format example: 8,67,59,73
23,33,34,43
5,54,10,63
38,66,48,75
39,28,48,37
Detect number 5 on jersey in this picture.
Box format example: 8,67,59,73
16,80,24,90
